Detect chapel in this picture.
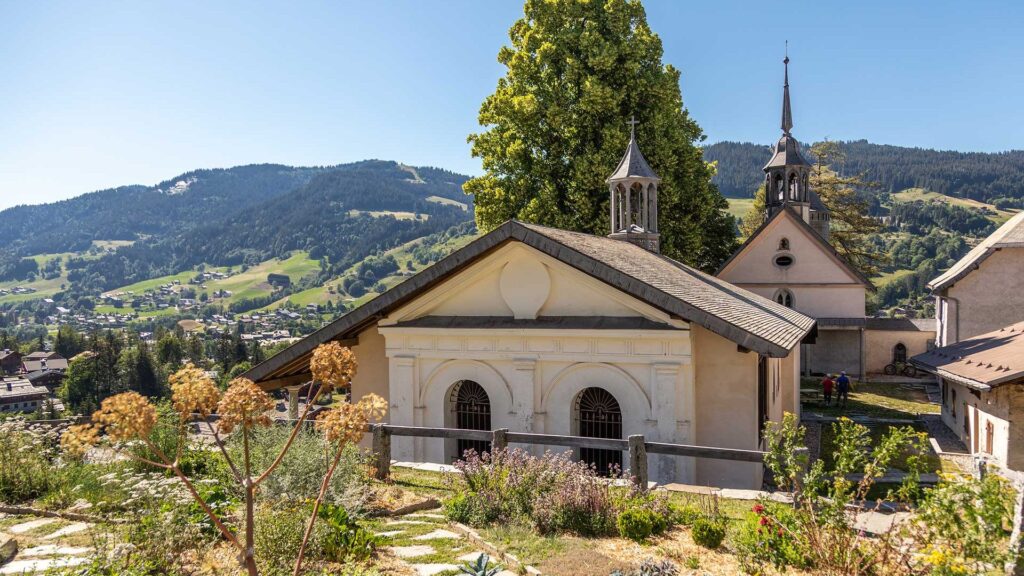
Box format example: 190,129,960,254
245,122,815,488
716,56,935,377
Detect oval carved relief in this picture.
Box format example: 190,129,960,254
498,258,550,319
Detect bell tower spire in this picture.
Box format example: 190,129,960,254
762,48,831,239
781,42,793,136
607,116,661,253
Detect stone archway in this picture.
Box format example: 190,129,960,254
574,387,623,475
448,380,491,461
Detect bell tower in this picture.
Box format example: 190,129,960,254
608,117,661,253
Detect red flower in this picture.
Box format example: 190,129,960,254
759,516,769,526
752,504,765,514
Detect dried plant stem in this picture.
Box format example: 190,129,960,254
254,381,326,486
242,429,258,576
211,424,244,483
140,439,242,550
292,440,348,576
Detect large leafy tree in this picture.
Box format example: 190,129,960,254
465,0,736,270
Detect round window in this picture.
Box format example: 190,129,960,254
774,254,794,268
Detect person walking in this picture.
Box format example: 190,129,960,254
836,371,851,409
821,373,835,406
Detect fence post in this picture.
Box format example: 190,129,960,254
372,424,391,481
628,435,648,490
492,428,508,453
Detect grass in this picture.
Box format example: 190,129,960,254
893,188,1019,224
873,268,915,286
426,195,468,211
724,197,755,220
803,380,939,419
347,209,428,221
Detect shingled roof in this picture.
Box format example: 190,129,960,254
911,320,1024,390
244,221,815,387
928,211,1024,292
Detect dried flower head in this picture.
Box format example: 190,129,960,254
92,392,158,442
310,342,358,392
169,366,221,419
61,423,101,456
315,393,387,444
217,377,274,433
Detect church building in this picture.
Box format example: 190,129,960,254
716,56,934,377
245,125,815,489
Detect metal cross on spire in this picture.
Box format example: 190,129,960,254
627,115,639,139
781,42,793,136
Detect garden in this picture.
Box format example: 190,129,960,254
0,343,1017,576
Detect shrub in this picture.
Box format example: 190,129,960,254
444,491,482,525
733,501,807,573
690,516,726,549
671,503,700,527
0,418,61,502
255,503,320,574
531,463,616,536
318,503,381,563
617,507,658,542
230,425,370,512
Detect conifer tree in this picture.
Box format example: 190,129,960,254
465,0,736,270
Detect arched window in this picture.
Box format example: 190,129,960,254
893,343,907,364
788,173,799,200
574,387,622,475
774,289,794,308
778,238,790,251
449,380,491,460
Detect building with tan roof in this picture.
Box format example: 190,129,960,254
912,321,1024,469
244,129,815,489
930,210,1024,347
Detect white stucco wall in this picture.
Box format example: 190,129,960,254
718,210,867,319
939,248,1024,344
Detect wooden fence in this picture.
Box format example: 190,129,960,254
370,424,798,489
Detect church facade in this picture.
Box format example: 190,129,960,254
245,129,815,489
716,56,934,377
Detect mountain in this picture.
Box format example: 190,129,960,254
704,140,1024,205
0,161,475,299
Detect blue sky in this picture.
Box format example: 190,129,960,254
2,0,1023,209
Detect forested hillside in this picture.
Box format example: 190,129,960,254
705,140,1024,205
0,161,475,301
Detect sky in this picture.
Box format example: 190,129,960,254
2,0,1024,209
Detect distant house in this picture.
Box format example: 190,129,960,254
912,321,1024,470
22,351,69,373
0,376,49,413
930,211,1024,347
26,369,65,390
0,350,22,375
267,273,291,288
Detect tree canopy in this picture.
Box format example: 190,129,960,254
464,0,736,270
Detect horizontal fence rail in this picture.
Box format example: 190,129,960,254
368,424,804,489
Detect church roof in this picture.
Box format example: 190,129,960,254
763,135,811,170
607,131,660,182
911,320,1024,390
928,210,1024,292
245,220,815,388
717,206,875,290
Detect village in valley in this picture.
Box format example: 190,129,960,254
2,1,1024,575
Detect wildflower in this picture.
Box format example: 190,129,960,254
93,392,157,442
752,503,765,514
759,516,769,526
169,366,221,419
315,393,387,444
61,423,101,456
217,378,274,433
309,342,358,392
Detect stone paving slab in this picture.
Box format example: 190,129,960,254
385,520,430,526
390,545,435,559
21,545,92,556
457,551,486,562
0,556,89,574
412,563,460,576
7,518,57,535
42,522,90,540
851,511,912,535
413,529,461,541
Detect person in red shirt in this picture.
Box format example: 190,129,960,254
821,374,835,406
